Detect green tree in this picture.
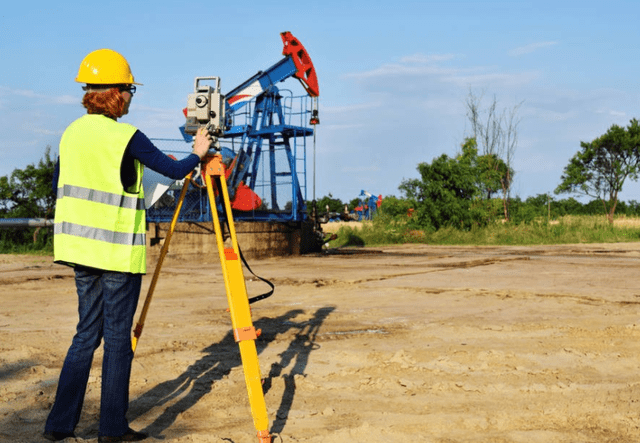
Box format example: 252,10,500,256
0,146,57,249
555,119,640,222
315,193,344,213
378,195,413,218
475,153,512,201
554,197,586,216
0,146,56,218
400,138,495,229
625,200,640,216
506,196,536,224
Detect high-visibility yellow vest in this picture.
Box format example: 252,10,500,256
54,114,146,273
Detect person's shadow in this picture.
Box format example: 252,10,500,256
125,306,335,439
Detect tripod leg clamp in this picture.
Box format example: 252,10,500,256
257,429,272,443
234,326,258,342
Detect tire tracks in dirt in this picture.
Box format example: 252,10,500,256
269,256,532,288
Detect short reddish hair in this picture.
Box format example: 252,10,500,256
82,87,126,119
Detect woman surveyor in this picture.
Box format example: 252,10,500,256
44,49,211,442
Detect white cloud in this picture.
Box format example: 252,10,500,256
32,127,63,136
0,87,39,98
419,98,461,112
515,154,559,173
345,60,538,91
344,63,456,80
595,108,626,117
322,123,367,131
526,107,578,122
508,41,558,57
322,102,382,114
133,104,177,114
0,86,80,105
399,53,457,64
54,95,80,105
340,164,381,173
443,70,540,88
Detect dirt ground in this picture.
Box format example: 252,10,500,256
2,242,640,443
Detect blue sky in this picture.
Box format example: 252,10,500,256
2,0,640,204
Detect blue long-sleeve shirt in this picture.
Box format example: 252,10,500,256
53,130,200,192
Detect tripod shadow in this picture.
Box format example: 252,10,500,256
263,306,334,435
126,306,334,438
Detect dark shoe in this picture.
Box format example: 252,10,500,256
43,431,76,441
98,428,148,442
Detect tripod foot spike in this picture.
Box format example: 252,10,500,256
257,430,272,443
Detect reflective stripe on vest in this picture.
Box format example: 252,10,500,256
57,184,145,211
54,221,146,246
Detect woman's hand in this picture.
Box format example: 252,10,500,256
193,128,212,159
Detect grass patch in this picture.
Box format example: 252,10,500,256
0,241,53,255
0,233,53,255
327,215,640,248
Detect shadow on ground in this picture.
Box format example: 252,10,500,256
127,306,335,439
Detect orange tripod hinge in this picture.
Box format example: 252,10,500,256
204,154,224,176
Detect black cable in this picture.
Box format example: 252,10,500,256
216,183,275,305
238,245,275,304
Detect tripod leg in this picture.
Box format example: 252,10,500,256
132,174,192,353
204,162,271,442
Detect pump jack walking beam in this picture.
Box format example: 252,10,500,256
132,155,272,443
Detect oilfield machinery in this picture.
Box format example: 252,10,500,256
146,31,320,234
133,32,321,443
355,190,382,221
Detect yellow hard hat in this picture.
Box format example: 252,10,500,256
75,48,142,85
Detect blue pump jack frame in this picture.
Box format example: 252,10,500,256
149,39,317,225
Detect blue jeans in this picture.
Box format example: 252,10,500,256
45,266,142,437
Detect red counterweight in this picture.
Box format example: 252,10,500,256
281,31,319,97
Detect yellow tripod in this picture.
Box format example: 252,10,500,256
132,153,271,443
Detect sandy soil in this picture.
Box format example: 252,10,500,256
2,243,640,443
